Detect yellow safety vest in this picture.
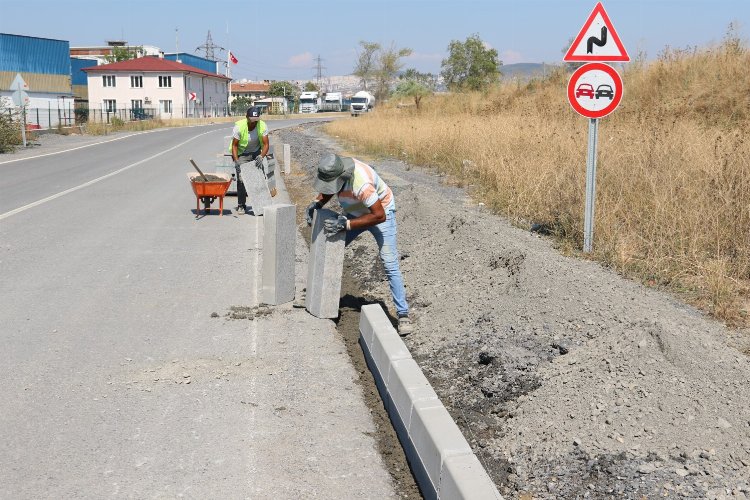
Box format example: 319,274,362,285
229,119,266,154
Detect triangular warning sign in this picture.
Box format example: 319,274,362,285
11,73,28,91
564,2,629,62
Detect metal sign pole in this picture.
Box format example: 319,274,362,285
20,106,27,148
583,117,599,253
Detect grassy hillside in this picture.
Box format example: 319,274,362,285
325,34,750,324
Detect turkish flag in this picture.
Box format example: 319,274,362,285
229,51,238,64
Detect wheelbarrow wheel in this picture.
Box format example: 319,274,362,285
201,196,216,214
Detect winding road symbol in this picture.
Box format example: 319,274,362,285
563,2,629,62
587,26,608,54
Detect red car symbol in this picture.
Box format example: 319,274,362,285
576,83,595,99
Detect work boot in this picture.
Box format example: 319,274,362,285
398,315,414,336
236,204,247,214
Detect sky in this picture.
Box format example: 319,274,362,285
1,0,748,82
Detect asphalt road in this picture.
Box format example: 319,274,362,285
0,121,395,499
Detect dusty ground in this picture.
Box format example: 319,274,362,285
275,123,750,499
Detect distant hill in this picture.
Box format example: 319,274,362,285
500,63,560,81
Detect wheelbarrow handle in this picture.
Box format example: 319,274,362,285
189,158,209,182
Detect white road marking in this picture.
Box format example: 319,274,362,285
0,129,166,165
0,123,233,165
0,129,219,221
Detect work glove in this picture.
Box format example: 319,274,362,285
234,160,241,176
305,200,322,226
254,156,264,169
324,215,348,236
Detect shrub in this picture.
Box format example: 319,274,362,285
0,108,21,153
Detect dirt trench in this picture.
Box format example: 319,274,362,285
274,123,750,500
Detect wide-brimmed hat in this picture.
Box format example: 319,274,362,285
314,154,355,194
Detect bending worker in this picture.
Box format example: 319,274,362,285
230,106,269,214
306,154,413,336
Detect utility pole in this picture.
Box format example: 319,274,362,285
313,55,325,92
195,30,225,62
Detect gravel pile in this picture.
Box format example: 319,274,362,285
276,123,750,499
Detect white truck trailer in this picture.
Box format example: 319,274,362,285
350,90,375,116
321,91,343,112
299,91,320,113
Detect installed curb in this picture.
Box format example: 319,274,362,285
359,304,503,500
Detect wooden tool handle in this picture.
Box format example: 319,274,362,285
189,158,209,181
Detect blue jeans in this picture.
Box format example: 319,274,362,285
345,210,409,317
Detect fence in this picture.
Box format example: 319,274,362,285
2,103,76,130
1,104,235,130
2,99,352,131
83,105,232,124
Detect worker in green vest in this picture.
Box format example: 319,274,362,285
230,106,269,214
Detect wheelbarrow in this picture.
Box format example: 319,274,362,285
187,172,232,216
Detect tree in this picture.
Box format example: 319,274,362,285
269,81,298,98
440,34,500,91
353,41,380,91
104,45,142,63
394,69,436,109
352,41,412,101
268,81,299,113
374,43,412,102
400,69,438,89
393,80,432,110
230,96,253,115
303,81,319,92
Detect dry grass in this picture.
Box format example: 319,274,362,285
324,35,750,324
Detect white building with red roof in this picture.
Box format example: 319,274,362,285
230,81,270,102
83,56,231,121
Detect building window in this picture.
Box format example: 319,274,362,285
160,100,172,113
158,75,172,88
130,75,143,88
104,99,116,112
131,99,143,109
102,75,116,87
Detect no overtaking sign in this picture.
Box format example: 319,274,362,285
567,62,623,119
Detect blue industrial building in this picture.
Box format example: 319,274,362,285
164,53,221,75
0,33,75,128
71,57,98,102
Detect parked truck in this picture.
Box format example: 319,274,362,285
320,91,343,112
350,90,375,116
299,91,320,113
